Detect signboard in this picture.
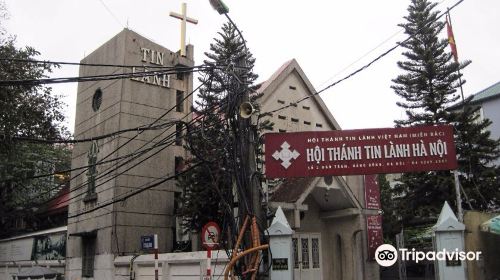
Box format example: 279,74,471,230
265,125,457,178
31,232,66,260
0,238,34,262
272,258,289,270
366,215,383,260
364,174,381,209
141,235,155,250
201,221,221,250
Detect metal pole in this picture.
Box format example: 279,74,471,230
154,234,159,280
453,170,464,222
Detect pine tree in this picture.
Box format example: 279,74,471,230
177,21,270,243
391,0,500,226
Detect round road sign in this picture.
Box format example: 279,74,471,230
201,221,221,249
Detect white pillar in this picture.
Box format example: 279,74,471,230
433,201,466,280
266,206,294,280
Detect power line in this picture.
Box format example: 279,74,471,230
30,77,225,209
98,0,124,28
260,0,465,117
19,74,209,183
67,161,204,218
0,57,205,69
317,0,451,89
4,119,177,144
0,65,211,86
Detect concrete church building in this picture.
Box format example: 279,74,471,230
66,26,380,279
259,59,380,279
67,29,193,279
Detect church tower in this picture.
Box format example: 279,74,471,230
66,29,194,279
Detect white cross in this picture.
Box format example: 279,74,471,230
272,141,300,169
169,3,198,57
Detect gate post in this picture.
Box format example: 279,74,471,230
432,201,466,280
266,206,294,280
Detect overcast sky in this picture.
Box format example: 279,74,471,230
3,0,500,132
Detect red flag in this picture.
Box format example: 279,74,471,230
446,14,459,62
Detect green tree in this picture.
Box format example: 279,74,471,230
391,0,500,226
177,21,271,245
0,6,70,236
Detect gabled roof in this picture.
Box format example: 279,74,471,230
257,59,341,130
450,80,500,110
470,80,500,104
271,177,315,203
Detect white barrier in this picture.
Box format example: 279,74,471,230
114,251,230,280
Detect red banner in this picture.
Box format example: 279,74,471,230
265,125,457,178
364,175,381,209
366,215,383,260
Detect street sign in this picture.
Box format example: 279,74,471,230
141,235,155,250
265,125,457,178
367,215,383,260
201,221,221,250
364,174,381,210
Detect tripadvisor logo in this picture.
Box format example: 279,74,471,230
375,244,398,267
375,244,482,267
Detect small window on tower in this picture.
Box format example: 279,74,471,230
92,88,103,112
316,123,323,128
291,118,299,123
82,235,96,277
176,90,184,112
177,71,184,81
278,115,286,120
289,86,297,90
304,121,311,125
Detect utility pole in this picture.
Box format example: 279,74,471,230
209,0,262,226
237,58,262,224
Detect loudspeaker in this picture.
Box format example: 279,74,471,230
239,102,255,119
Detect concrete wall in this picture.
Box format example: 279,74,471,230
480,98,500,166
67,29,194,279
114,251,229,280
464,211,500,280
0,260,65,280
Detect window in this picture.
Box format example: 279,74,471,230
278,115,286,120
293,238,299,269
289,86,297,90
290,103,297,107
301,238,310,269
279,129,287,133
304,121,311,125
92,88,103,112
316,123,323,128
291,118,299,123
176,90,184,112
176,71,184,81
82,236,96,277
302,106,310,110
277,99,285,104
175,123,183,146
312,238,320,268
